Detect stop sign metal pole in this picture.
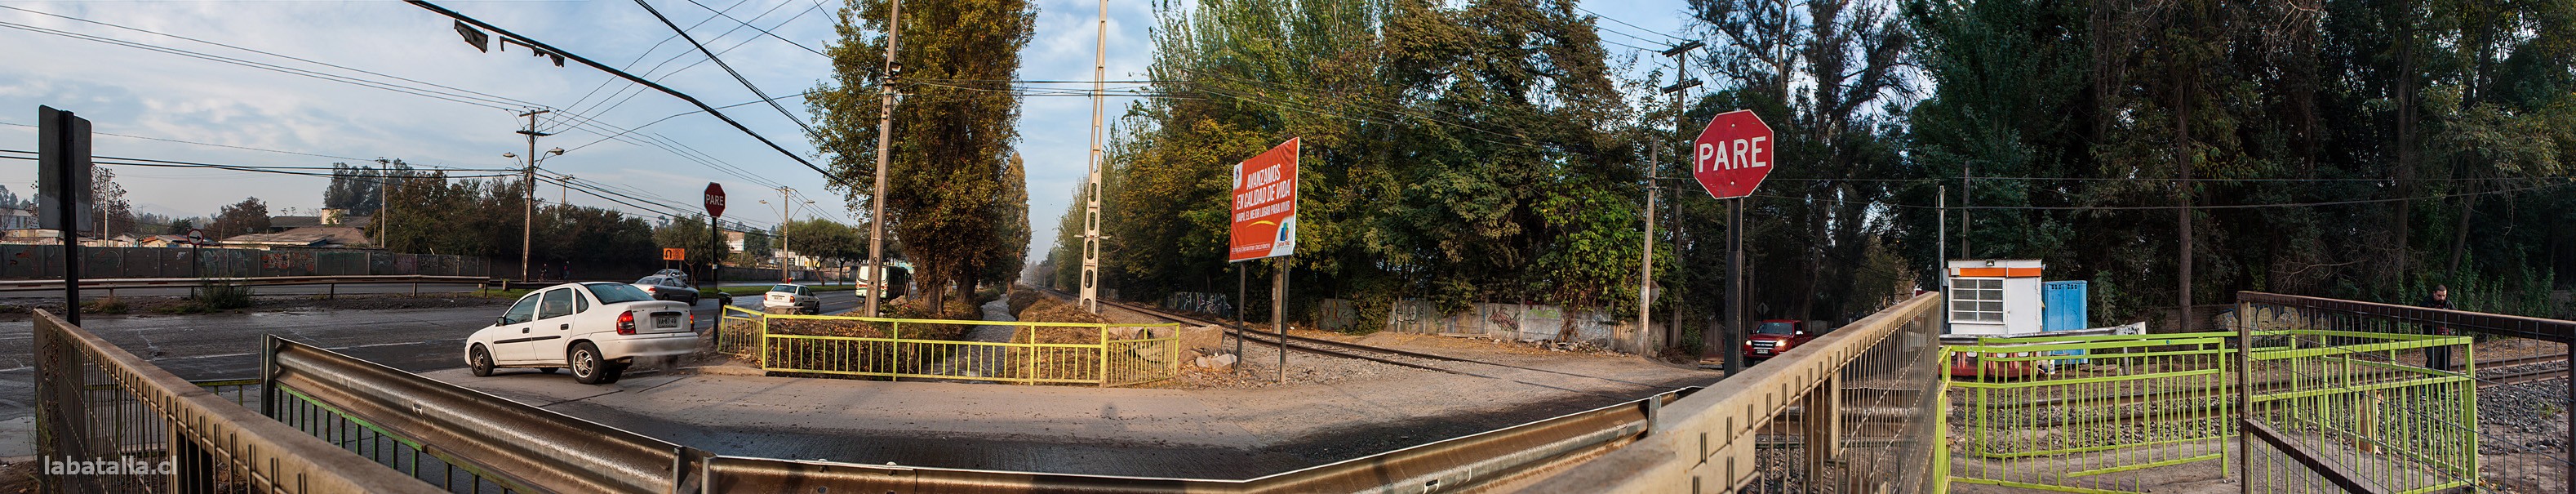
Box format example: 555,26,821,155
1690,109,1772,372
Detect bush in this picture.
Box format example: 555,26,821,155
165,283,255,314
1007,290,1042,317
83,294,127,314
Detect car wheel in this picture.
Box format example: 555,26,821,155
469,345,494,377
538,367,558,374
570,342,611,385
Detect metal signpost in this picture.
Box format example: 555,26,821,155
1688,109,1774,372
1228,138,1300,382
704,183,726,303
38,105,92,325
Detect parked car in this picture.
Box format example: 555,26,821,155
1741,319,1814,360
762,283,820,314
654,269,692,284
631,276,702,305
463,283,696,384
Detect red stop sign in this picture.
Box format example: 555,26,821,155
704,183,726,218
1690,109,1774,199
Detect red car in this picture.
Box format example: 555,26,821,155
1742,319,1813,359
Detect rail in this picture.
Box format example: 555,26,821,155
1512,292,1949,492
32,309,443,493
715,305,1183,386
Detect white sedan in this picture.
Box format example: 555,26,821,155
464,283,699,384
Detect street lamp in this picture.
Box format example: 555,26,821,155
509,145,567,284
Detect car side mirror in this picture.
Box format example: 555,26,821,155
497,316,511,326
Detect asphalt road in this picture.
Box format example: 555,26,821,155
0,289,868,421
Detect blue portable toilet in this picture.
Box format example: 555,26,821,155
2042,281,2089,332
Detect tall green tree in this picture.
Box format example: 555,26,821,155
809,0,1035,314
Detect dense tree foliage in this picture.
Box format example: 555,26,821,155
323,162,388,216
206,198,269,240
1052,0,2574,341
1896,0,2576,324
809,0,1036,314
374,172,657,274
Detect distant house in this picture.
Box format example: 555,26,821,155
265,208,373,234
220,226,372,249
0,207,35,230
135,234,198,248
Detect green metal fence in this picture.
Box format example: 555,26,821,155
1942,329,2474,493
716,306,1181,386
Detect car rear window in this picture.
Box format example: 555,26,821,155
636,277,660,285
586,283,655,304
771,284,799,294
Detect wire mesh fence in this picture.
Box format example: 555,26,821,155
2235,294,2570,494
1943,332,2240,492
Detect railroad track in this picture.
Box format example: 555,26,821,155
2475,354,2568,389
1038,288,1675,391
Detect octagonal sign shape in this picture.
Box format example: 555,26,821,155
1690,109,1774,199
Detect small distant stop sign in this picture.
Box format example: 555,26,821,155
704,183,726,218
1690,109,1774,199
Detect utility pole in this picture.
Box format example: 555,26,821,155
864,0,903,317
514,109,552,283
1657,41,1700,355
1078,0,1108,313
375,158,390,248
1938,185,1948,336
1961,162,1971,258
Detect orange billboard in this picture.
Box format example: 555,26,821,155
1228,138,1299,262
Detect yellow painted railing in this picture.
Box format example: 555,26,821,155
716,306,1181,386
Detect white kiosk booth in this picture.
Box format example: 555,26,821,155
1944,259,2047,336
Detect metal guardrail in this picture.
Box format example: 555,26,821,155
264,335,693,493
716,305,1183,386
0,274,491,293
1512,292,1949,492
32,309,444,493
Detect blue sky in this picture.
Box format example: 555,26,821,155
0,0,1699,260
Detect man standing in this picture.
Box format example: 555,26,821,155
2423,285,2455,372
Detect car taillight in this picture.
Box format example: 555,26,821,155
617,312,637,335
644,287,657,292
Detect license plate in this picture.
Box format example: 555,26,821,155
1755,349,1771,354
655,315,680,328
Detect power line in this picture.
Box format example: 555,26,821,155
551,0,823,131
0,5,550,109
632,0,819,139
561,90,814,154
409,1,844,190
677,0,828,57
554,0,766,117
0,20,521,111
543,2,826,136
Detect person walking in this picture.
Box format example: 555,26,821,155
2423,285,2455,372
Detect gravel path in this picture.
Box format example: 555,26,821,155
920,300,1019,381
